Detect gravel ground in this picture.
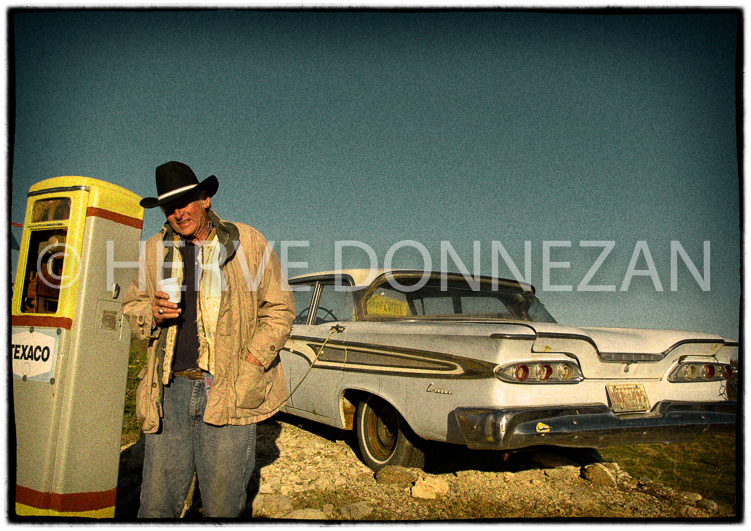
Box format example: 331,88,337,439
116,413,736,521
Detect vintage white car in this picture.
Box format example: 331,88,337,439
279,269,737,470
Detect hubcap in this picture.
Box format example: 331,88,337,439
365,400,397,461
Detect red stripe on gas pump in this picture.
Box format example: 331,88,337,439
16,484,117,512
12,315,73,330
86,207,143,229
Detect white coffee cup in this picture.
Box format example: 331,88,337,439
158,277,182,304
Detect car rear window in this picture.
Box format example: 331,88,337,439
362,275,556,323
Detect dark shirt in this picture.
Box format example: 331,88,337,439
172,241,200,372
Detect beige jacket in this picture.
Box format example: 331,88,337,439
123,211,295,433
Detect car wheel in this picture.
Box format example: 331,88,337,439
355,395,425,471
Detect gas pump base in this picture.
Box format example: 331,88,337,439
16,485,116,518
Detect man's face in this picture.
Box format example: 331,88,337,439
162,191,211,242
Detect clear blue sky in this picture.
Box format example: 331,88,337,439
9,9,741,339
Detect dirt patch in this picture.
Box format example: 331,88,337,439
116,414,736,520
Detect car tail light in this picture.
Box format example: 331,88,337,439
495,360,583,384
535,364,553,380
514,364,529,381
556,363,575,381
668,362,733,383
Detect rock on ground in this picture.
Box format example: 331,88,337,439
411,476,450,499
582,463,617,487
376,466,420,485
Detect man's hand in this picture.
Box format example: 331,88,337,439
153,291,181,326
245,352,263,366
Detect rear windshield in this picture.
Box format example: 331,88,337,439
362,275,556,323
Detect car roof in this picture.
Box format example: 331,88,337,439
288,268,394,288
288,268,535,292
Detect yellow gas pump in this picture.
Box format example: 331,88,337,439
11,176,143,518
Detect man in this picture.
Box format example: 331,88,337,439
123,161,294,518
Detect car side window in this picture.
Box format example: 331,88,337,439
292,285,315,324
315,284,354,324
461,296,510,316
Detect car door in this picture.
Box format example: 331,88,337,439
282,280,354,423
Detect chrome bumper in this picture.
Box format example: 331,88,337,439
453,401,737,450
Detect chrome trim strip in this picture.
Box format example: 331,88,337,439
599,352,664,362
289,335,496,379
290,273,355,287
490,333,537,341
535,332,735,362
28,185,90,197
344,340,496,378
535,332,599,351
663,339,740,356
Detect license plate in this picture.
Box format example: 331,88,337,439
606,384,650,413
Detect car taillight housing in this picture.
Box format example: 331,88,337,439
668,362,733,383
495,361,583,384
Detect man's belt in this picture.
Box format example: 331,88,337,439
173,368,205,380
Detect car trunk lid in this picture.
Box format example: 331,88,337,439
526,322,732,379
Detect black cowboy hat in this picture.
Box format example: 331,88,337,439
140,161,219,208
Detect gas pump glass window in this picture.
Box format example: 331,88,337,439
32,198,70,222
21,198,71,314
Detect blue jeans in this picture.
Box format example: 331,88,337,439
138,375,257,518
